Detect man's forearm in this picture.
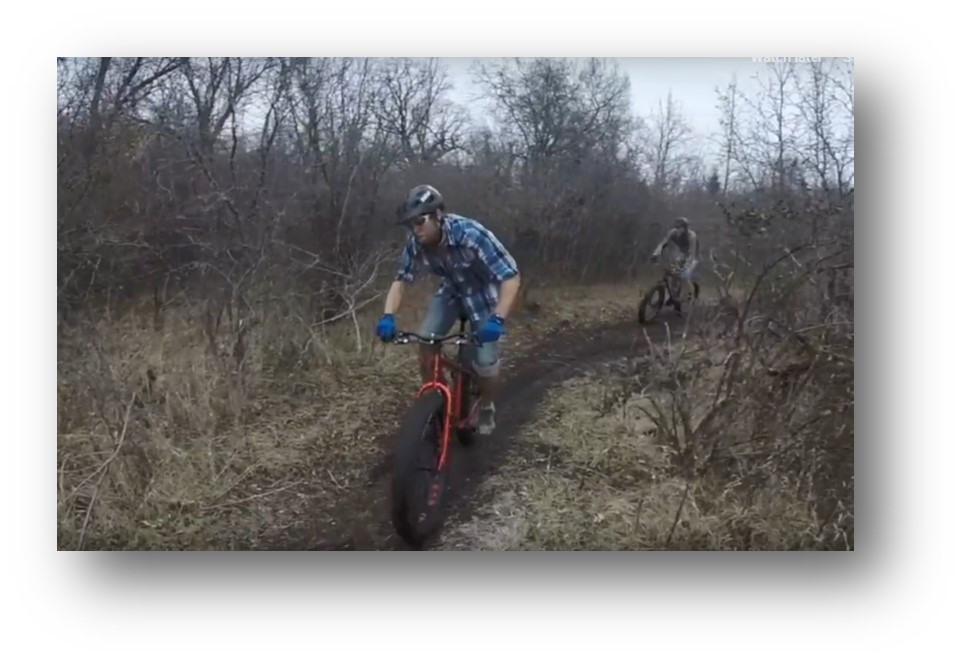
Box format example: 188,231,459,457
494,274,521,319
383,280,406,315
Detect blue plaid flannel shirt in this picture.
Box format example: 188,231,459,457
395,214,519,324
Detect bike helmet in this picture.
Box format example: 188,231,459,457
397,184,445,225
674,216,689,227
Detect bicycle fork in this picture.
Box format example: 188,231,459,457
417,352,454,473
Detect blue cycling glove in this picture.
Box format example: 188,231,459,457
376,314,396,342
477,314,505,343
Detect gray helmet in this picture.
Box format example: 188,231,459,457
397,184,445,225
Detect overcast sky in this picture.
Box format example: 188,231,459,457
440,57,775,155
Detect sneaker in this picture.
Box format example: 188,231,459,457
478,402,497,435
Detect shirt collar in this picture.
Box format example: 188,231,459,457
440,214,459,247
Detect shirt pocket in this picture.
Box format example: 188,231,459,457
461,254,495,292
423,255,447,279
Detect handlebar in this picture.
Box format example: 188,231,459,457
390,331,477,346
651,256,686,273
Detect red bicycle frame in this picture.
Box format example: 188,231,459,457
395,331,478,473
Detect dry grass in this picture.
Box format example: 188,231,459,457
56,277,635,550
436,358,848,551
57,279,446,549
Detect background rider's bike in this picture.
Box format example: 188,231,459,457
385,317,481,548
638,260,700,324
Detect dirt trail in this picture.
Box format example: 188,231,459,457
298,313,688,551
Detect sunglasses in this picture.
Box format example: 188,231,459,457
409,214,433,228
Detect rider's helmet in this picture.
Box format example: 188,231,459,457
397,185,445,225
674,216,689,230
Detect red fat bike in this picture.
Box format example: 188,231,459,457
386,317,482,547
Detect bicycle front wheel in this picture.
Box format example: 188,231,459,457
638,283,666,324
391,389,450,548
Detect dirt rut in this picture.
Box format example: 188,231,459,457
277,310,695,551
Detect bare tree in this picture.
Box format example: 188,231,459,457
471,57,646,278
287,58,389,256
178,57,270,156
715,74,740,195
74,58,181,128
793,59,854,196
375,58,466,166
644,90,695,194
473,57,580,168
473,58,632,167
737,61,804,194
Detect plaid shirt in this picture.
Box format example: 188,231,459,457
395,214,519,323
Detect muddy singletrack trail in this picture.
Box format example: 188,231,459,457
298,311,692,551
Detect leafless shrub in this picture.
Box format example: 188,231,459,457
625,197,853,549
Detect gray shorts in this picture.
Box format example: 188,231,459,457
419,292,500,378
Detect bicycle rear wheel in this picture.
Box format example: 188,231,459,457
391,389,450,548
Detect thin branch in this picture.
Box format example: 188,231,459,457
75,391,138,549
665,482,691,548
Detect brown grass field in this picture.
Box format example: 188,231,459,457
57,275,852,551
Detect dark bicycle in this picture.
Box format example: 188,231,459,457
638,259,700,324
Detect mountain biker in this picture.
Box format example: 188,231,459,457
375,185,521,436
650,216,700,311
